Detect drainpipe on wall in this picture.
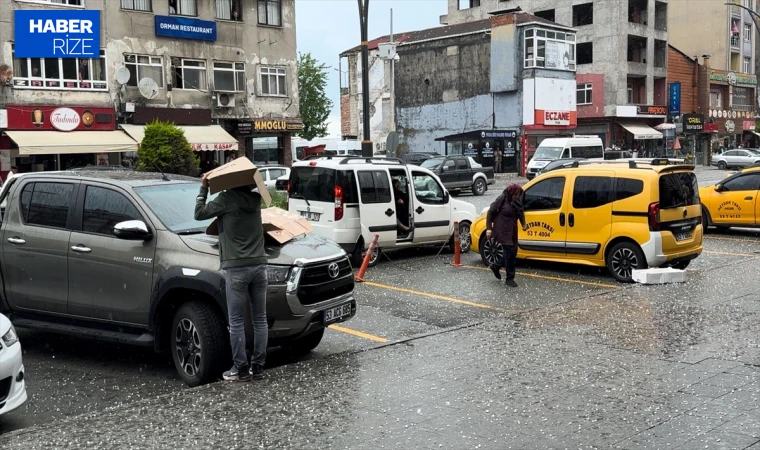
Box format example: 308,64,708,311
703,54,712,166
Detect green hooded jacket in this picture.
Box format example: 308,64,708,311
194,186,267,270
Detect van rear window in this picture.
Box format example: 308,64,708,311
659,172,699,209
289,167,358,203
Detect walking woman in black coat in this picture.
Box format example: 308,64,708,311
486,183,527,287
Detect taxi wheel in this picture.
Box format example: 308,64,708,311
607,242,647,283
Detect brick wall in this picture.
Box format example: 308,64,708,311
340,94,351,136
667,46,699,115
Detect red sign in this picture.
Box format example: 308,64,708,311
743,120,756,131
534,110,578,127
191,143,239,151
704,123,719,133
5,106,115,131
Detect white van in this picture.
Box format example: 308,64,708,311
287,157,478,266
526,135,604,180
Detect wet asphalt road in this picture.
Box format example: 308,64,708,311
0,166,752,437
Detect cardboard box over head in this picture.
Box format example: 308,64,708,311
205,207,312,244
206,157,272,206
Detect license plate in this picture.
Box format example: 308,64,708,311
324,303,353,324
301,211,321,221
675,232,692,241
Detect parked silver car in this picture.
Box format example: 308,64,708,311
712,148,760,169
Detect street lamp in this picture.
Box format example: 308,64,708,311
358,0,372,157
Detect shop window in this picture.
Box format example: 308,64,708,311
458,0,480,10
733,86,753,111
82,187,143,236
172,58,207,91
21,0,82,5
523,27,576,70
710,91,722,108
124,54,164,88
216,0,242,20
534,9,555,22
577,83,593,105
121,0,151,11
744,57,752,74
169,0,197,16
258,0,282,26
745,23,752,42
213,62,245,92
259,66,287,96
13,48,107,91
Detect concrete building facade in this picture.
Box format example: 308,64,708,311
0,0,300,175
340,10,578,175
439,0,671,154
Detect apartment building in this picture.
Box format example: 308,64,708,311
669,0,757,150
441,0,670,154
0,0,300,176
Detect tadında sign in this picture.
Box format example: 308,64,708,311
14,10,100,58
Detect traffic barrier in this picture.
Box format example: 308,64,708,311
355,233,379,282
451,221,462,267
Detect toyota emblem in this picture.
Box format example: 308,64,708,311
327,263,340,279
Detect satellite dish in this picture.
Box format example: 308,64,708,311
0,64,13,84
115,67,131,85
138,77,159,100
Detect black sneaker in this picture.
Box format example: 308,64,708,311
223,366,251,382
249,364,265,380
505,279,518,288
490,265,502,280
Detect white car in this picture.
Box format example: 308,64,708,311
0,313,27,416
287,156,478,266
258,165,290,188
712,149,760,170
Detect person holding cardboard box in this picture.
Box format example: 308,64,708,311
194,170,269,382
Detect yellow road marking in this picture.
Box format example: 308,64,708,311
703,250,757,257
463,265,619,289
363,281,497,310
328,325,388,343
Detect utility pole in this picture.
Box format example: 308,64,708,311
358,0,372,158
390,9,395,138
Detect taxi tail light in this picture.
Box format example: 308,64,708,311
334,185,344,221
648,202,661,231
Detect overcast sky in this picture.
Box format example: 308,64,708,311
295,0,446,137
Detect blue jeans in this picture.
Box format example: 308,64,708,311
225,265,268,370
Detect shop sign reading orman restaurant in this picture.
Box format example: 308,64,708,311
155,15,216,42
14,10,100,58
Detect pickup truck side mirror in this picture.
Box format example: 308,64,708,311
441,165,449,172
114,220,153,241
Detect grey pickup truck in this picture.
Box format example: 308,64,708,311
420,156,495,196
0,170,356,386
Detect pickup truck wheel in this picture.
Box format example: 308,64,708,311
472,178,486,196
171,301,227,387
285,328,325,355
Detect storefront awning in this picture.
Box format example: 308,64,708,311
618,122,663,140
747,130,760,138
5,131,138,155
120,124,238,151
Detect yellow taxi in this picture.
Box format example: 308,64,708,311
700,165,760,230
471,159,703,282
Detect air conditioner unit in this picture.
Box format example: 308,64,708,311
216,92,236,107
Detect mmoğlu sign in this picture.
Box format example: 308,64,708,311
14,10,100,58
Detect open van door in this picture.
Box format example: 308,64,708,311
356,168,398,249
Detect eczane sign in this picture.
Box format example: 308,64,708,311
14,10,100,58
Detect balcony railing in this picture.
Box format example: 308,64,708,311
731,35,741,49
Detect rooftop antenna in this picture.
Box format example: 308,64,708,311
153,164,170,182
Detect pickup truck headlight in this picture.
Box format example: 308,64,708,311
2,324,19,347
266,265,291,283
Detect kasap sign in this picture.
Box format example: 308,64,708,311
14,10,100,58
